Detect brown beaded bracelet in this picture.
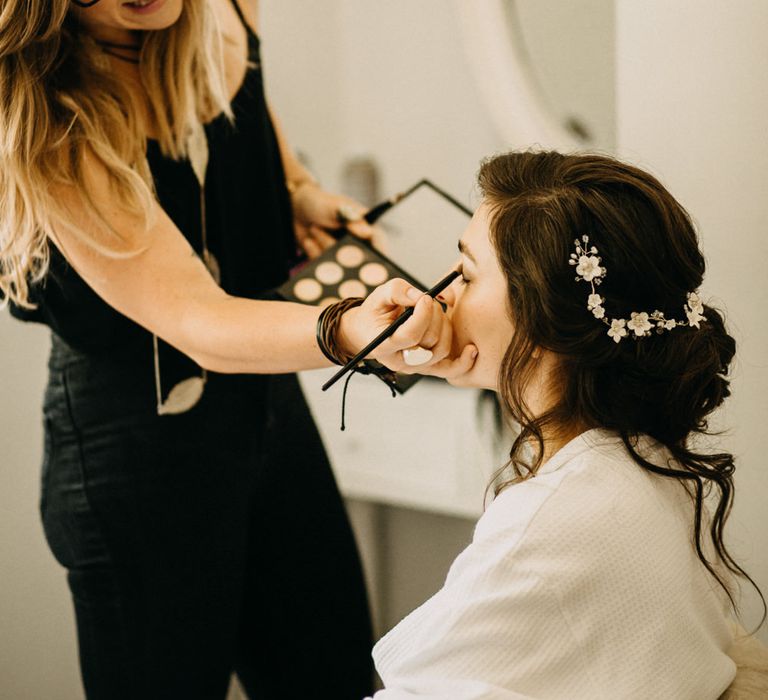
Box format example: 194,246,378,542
316,297,365,366
317,297,400,430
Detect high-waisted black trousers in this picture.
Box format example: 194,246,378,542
40,336,373,699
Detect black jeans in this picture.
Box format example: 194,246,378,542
41,338,373,699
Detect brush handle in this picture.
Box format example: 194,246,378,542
327,177,472,240
321,270,459,391
324,198,395,240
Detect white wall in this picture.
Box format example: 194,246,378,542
2,3,766,697
261,0,502,199
0,315,82,699
616,0,768,640
261,0,506,642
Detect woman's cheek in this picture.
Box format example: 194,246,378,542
448,307,472,358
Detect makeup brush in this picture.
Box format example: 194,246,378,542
332,178,473,237
321,269,460,391
330,182,419,238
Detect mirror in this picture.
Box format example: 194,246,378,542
508,0,615,149
455,0,616,151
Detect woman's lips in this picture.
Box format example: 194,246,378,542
123,0,164,14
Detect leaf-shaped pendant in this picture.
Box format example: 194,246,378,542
157,376,206,415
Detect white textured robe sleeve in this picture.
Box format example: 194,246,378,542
368,430,736,700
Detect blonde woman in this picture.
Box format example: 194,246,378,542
0,1,474,698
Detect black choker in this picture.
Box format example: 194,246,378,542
96,40,140,51
101,48,140,65
94,38,141,65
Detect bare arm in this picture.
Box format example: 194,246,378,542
269,103,381,254
236,0,331,198
51,151,449,375
243,0,379,252
47,1,472,379
51,152,327,373
269,103,316,191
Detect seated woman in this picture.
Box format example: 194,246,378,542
366,150,765,699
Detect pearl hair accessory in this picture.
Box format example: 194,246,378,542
569,235,706,343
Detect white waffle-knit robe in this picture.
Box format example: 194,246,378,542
369,429,736,699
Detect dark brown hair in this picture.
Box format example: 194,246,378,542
479,149,763,624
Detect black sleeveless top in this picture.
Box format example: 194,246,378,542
11,6,296,389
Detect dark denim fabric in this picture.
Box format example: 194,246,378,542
40,335,373,699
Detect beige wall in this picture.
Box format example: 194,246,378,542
616,0,768,639
0,316,81,698
1,2,767,698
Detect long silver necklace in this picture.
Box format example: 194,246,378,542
153,121,220,415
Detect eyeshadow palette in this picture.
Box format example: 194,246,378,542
277,178,473,394
277,233,428,393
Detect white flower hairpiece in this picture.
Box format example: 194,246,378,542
569,235,706,344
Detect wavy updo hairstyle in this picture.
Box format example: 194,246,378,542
479,150,762,619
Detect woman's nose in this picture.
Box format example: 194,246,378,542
436,271,460,309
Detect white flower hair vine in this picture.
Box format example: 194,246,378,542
569,235,706,343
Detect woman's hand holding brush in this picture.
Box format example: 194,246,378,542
335,276,478,384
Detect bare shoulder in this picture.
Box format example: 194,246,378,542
209,0,258,35
206,0,258,103
240,0,259,33
49,148,156,256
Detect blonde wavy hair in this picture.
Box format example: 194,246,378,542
0,0,232,308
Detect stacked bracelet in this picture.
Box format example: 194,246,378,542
317,297,399,430
316,297,365,366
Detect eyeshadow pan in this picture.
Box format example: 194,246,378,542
338,279,368,299
293,278,323,302
315,261,344,285
359,262,389,286
336,245,365,268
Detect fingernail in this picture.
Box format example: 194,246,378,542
402,347,433,366
471,348,478,359
406,287,422,301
